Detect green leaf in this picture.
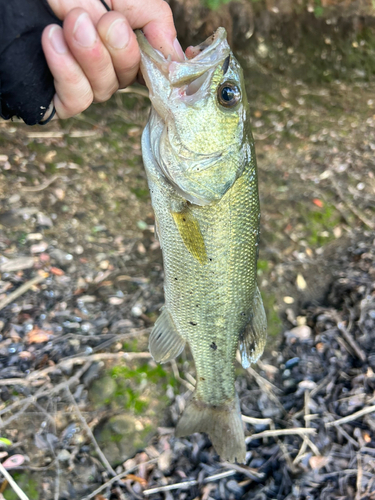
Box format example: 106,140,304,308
0,437,12,446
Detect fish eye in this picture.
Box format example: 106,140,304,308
217,82,241,108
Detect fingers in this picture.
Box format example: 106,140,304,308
96,11,140,89
42,24,94,119
62,8,119,102
112,0,184,61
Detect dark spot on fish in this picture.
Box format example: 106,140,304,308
209,258,212,262
196,304,199,307
190,321,197,326
222,55,230,75
199,377,205,381
174,277,178,280
241,312,246,316
210,342,217,350
182,218,186,221
157,333,162,340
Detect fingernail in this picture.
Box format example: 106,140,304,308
107,19,129,49
73,12,97,48
49,26,68,54
173,38,185,61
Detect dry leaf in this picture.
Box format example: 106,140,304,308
309,455,329,470
26,326,53,344
50,267,65,276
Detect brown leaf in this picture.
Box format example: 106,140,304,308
309,455,329,470
26,326,53,344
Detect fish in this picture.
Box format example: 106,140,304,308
136,27,267,463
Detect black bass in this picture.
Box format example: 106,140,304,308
137,28,267,463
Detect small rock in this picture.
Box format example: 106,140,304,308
109,297,124,305
285,357,300,369
8,194,20,204
26,233,43,241
50,249,73,266
78,295,96,303
89,376,116,405
285,325,312,342
283,296,294,304
37,213,53,227
57,449,71,462
30,242,48,254
131,304,143,317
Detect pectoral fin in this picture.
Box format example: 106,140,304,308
239,286,267,369
149,307,186,363
171,208,208,265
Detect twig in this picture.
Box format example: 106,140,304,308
143,470,237,496
330,178,375,230
81,459,158,500
356,453,363,500
222,462,265,480
0,351,152,388
65,387,116,477
21,175,62,192
0,273,46,312
170,360,195,392
337,321,366,363
325,405,375,428
0,362,91,427
0,461,30,500
245,427,316,443
241,415,273,427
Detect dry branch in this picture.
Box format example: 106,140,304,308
325,405,375,428
0,461,30,500
0,274,46,312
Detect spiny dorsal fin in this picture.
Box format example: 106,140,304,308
149,307,186,363
239,285,267,369
171,208,208,265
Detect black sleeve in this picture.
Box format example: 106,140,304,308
0,0,62,126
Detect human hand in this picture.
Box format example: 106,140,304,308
41,0,184,119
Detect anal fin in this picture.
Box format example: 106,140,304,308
239,285,267,369
149,307,185,363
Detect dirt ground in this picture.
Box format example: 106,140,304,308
0,17,375,500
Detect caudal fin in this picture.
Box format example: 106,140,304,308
175,395,246,463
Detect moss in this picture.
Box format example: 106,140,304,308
4,473,39,500
303,204,341,246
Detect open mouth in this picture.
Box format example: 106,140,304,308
136,27,231,92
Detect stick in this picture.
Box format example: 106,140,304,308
241,415,273,426
143,470,237,496
356,453,362,500
0,461,30,500
0,352,152,388
65,387,116,477
325,405,375,428
81,459,158,500
337,322,366,363
245,427,316,443
0,274,46,312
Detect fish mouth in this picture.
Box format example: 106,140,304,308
136,28,230,93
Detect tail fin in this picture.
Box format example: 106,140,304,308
175,395,246,463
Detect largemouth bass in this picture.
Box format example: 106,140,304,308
137,28,267,463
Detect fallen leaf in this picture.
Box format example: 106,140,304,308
309,455,329,470
123,474,148,487
26,326,53,344
50,267,65,276
2,454,25,469
0,438,11,447
313,198,324,208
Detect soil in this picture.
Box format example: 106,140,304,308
0,6,374,499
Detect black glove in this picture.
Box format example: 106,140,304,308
0,0,62,125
